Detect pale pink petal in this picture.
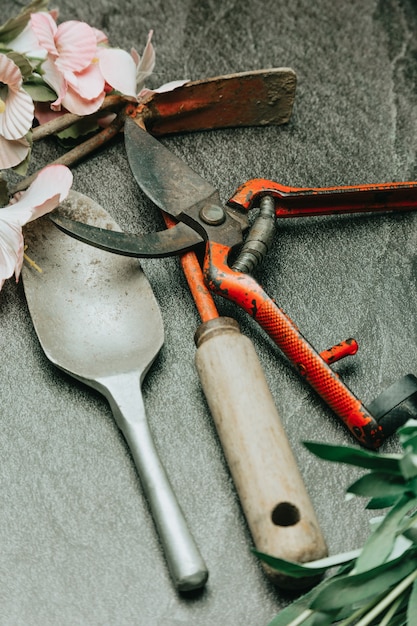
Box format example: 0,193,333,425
0,135,30,169
98,48,137,98
7,22,47,58
0,86,34,140
0,54,22,89
137,30,156,74
154,80,188,93
0,55,34,140
61,82,105,116
0,165,73,289
96,112,116,128
130,48,140,66
0,219,24,286
30,12,58,57
138,81,189,101
10,164,73,224
40,57,67,109
65,62,104,101
93,28,108,45
132,31,156,93
14,241,25,281
55,21,97,73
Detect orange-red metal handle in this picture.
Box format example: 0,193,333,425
229,178,417,217
203,240,385,449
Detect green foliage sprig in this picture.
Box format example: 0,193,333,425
256,420,417,625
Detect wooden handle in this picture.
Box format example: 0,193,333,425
194,317,327,587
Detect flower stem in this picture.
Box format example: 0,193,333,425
32,112,81,141
378,595,404,626
11,104,129,194
354,569,417,626
31,95,128,141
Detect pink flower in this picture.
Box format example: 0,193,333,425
30,13,149,116
30,12,106,115
7,9,59,58
0,164,73,290
0,53,34,169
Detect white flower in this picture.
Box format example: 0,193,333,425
0,53,34,169
0,164,73,290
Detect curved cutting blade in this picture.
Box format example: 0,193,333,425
50,212,204,258
124,117,221,217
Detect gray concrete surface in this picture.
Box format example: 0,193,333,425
2,0,417,624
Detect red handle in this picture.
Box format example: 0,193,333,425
204,241,385,449
229,178,417,218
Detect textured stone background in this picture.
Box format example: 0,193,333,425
2,0,417,624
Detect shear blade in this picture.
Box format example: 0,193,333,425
124,117,222,217
50,213,204,258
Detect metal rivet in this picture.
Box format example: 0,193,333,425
199,204,226,225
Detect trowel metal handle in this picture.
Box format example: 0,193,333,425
195,317,327,588
101,373,208,592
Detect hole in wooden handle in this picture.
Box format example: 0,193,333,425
271,502,301,527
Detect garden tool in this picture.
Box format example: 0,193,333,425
22,191,208,592
11,67,297,195
51,120,417,450
131,67,297,134
160,213,327,588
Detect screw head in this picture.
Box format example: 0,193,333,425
199,204,226,225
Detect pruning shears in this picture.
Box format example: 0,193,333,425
52,117,417,451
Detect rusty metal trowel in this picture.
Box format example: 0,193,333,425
22,190,208,592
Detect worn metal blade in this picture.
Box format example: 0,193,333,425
124,117,221,218
136,68,297,135
50,212,204,258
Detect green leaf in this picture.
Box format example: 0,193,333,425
0,176,10,207
56,117,99,144
407,577,417,624
304,441,402,474
266,575,342,626
398,419,417,440
401,433,417,454
386,611,408,626
0,0,50,44
399,448,417,480
347,472,407,499
11,133,32,176
266,593,313,626
254,549,358,579
355,495,417,573
408,477,417,497
387,534,414,561
366,494,403,509
403,522,417,544
310,552,417,612
23,77,57,103
6,51,33,79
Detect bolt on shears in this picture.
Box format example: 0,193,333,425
52,117,417,450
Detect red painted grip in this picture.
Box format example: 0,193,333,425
256,298,383,448
205,241,385,448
